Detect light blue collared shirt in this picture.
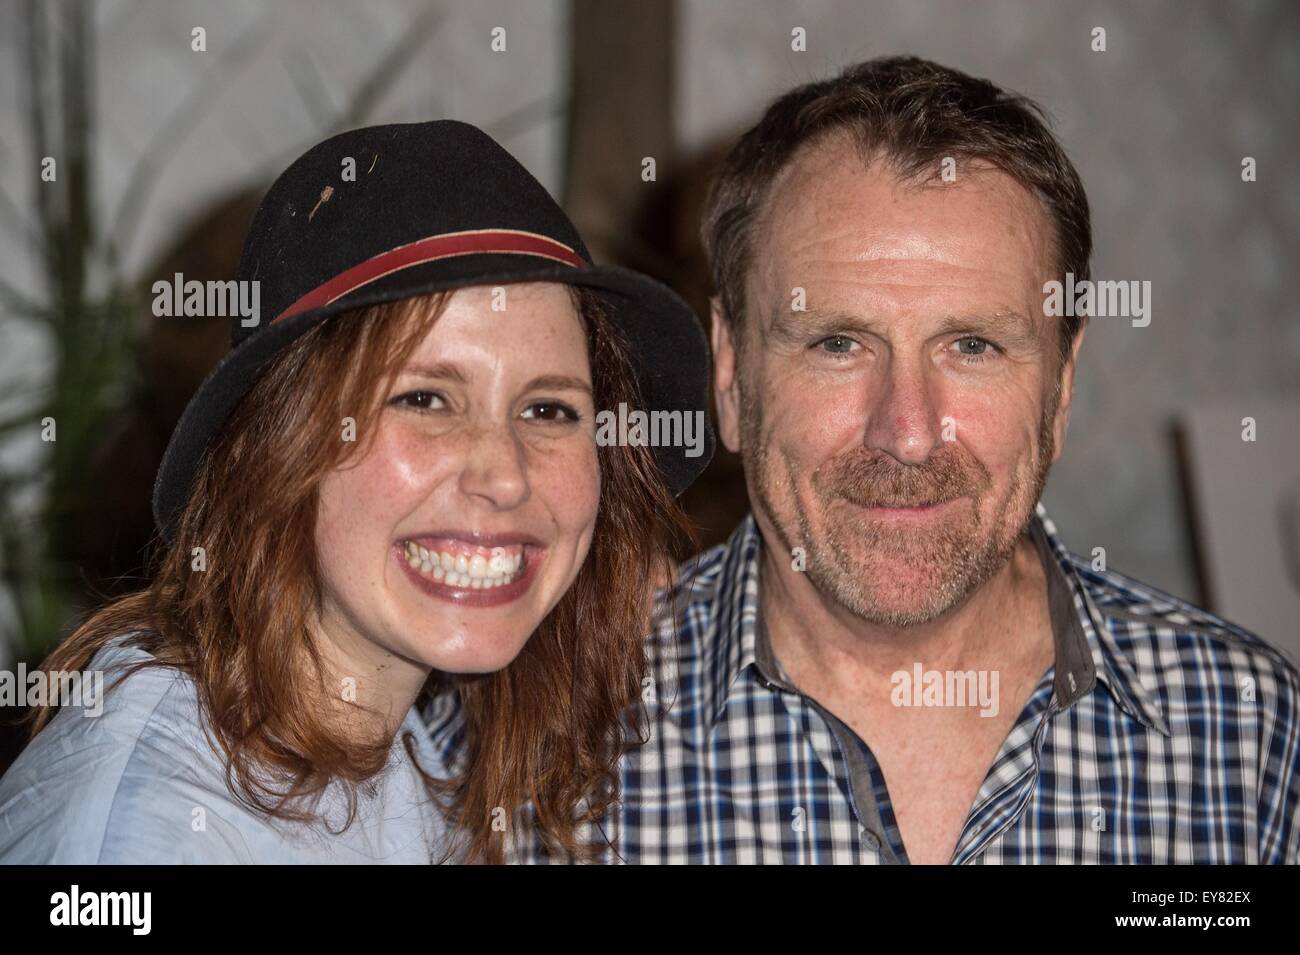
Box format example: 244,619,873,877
0,636,449,864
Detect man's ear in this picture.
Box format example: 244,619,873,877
1050,322,1087,464
710,299,743,453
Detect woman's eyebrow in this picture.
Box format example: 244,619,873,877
400,361,468,383
524,374,593,395
399,363,592,395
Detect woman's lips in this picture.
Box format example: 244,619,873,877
393,539,542,608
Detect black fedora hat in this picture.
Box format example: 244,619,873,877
152,120,715,541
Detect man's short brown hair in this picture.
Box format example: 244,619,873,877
701,55,1092,363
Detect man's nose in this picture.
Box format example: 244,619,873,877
457,421,530,510
863,357,944,465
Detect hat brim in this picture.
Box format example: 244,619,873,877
152,254,716,540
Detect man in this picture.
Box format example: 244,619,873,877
430,56,1300,864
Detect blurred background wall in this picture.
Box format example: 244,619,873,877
0,0,1297,720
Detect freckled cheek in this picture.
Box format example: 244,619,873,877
317,425,457,552
377,426,461,500
529,441,600,543
314,472,376,593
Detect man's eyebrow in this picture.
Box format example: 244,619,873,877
766,307,885,342
766,306,1042,345
931,310,1042,344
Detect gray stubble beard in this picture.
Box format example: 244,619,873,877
740,371,1060,630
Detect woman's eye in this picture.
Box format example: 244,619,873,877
390,390,445,410
521,401,580,423
816,335,858,355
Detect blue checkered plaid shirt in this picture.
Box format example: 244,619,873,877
426,504,1300,863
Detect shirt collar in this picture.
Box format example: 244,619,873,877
700,505,1170,736
1031,504,1171,735
699,514,766,729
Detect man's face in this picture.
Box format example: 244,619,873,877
713,136,1083,628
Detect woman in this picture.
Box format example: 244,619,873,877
0,120,713,863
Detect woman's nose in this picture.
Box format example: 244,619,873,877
457,421,531,510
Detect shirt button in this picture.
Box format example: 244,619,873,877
863,831,881,851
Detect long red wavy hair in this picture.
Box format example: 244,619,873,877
28,284,694,864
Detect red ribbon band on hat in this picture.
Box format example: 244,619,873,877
271,228,585,324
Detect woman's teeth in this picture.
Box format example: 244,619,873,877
402,541,525,589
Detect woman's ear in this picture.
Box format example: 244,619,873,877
710,299,743,454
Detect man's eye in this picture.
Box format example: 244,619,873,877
955,336,993,359
521,401,580,423
816,335,858,355
390,390,445,410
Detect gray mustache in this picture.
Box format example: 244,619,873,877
818,449,989,508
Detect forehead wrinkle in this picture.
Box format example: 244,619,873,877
755,141,1058,278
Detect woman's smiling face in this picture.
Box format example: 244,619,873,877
313,282,600,675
